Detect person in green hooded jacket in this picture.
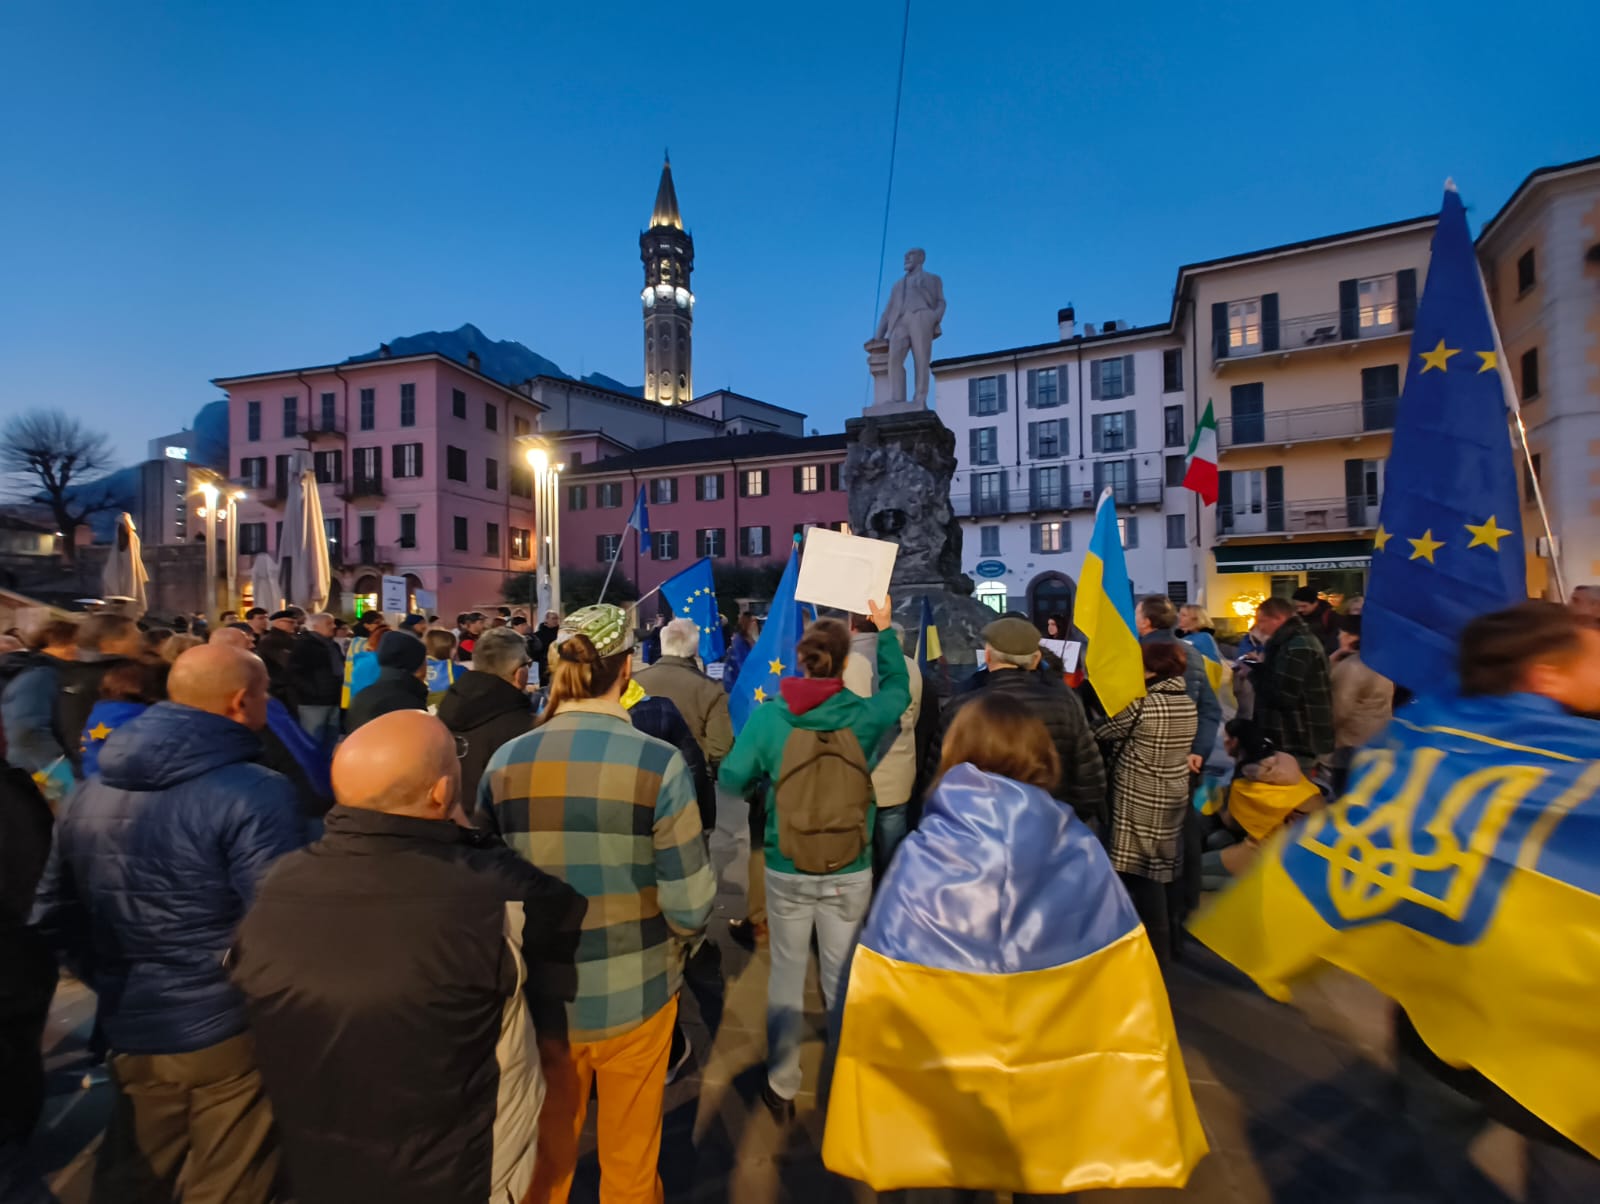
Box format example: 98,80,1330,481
719,595,907,1121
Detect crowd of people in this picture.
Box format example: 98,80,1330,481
0,578,1597,1201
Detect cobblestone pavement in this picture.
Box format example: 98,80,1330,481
36,790,1571,1203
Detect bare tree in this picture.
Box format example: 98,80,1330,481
1,409,119,562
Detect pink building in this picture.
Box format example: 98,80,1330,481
215,352,548,619
559,433,850,599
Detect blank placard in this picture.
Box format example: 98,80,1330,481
795,527,897,615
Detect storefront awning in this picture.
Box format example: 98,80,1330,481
1213,539,1373,574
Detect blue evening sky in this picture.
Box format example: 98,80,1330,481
0,1,1591,465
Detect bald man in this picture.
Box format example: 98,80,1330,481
232,711,581,1204
32,643,304,1203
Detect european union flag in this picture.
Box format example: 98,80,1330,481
660,556,725,662
1363,185,1527,694
628,488,651,555
729,541,807,733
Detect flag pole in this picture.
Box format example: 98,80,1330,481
1476,260,1566,599
597,516,633,604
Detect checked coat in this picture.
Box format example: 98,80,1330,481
476,698,715,1043
1094,675,1198,882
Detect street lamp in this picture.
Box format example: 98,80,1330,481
198,481,219,616
227,490,245,612
522,440,561,618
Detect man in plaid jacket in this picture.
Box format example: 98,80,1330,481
476,604,715,1204
1251,597,1335,772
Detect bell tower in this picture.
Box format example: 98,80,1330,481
640,153,694,404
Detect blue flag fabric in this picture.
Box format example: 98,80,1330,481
628,488,651,555
660,557,726,662
1363,187,1527,694
728,543,807,734
915,595,942,677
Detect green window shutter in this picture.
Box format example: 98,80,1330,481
1266,465,1285,531
996,374,1008,413
1261,293,1280,352
1338,279,1359,340
968,378,979,416
1211,301,1229,360
1123,354,1135,394
1397,269,1418,331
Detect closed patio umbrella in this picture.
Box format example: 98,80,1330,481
100,512,149,619
279,458,331,613
251,553,282,613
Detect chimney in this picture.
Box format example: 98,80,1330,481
1057,305,1076,340
467,351,481,372
1083,322,1097,337
1103,319,1125,333
378,342,392,358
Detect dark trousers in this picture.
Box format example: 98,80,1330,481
1118,872,1172,968
93,1031,278,1204
0,929,56,1143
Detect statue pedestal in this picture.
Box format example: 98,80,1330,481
862,337,911,415
844,409,999,678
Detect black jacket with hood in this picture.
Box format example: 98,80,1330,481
438,672,534,803
346,668,428,732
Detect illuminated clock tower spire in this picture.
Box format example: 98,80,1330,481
640,152,694,404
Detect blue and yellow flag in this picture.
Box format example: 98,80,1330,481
1183,628,1226,696
914,594,941,675
659,556,725,662
1363,186,1527,694
728,541,806,733
1193,692,1600,1155
824,763,1206,1192
1077,488,1146,717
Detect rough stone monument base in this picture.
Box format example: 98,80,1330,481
843,409,998,683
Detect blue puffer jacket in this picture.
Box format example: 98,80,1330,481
31,702,306,1054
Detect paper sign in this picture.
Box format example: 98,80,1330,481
1041,638,1082,673
413,589,437,613
380,574,408,614
795,527,897,616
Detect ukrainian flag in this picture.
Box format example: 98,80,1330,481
1076,488,1145,717
824,763,1207,1193
1184,628,1226,696
1193,692,1600,1155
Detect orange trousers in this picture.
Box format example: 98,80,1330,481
524,997,677,1204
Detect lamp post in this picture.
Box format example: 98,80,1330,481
524,442,562,619
198,481,218,618
227,490,244,613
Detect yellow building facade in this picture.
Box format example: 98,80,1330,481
1175,218,1437,628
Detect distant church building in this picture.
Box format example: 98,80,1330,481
640,155,694,404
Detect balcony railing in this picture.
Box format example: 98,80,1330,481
1218,398,1398,448
951,474,1164,518
1214,305,1414,362
1218,494,1383,538
342,475,384,501
302,413,344,440
342,541,395,567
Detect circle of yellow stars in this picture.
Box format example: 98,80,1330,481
751,656,786,704
1371,340,1515,564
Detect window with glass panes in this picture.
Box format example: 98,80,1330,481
979,526,1000,556
697,528,725,558
399,512,416,548
597,533,621,561
597,483,622,508
650,478,677,504
696,473,723,500
511,528,530,559
1164,405,1184,447
1357,275,1397,334
1166,514,1186,548
452,389,467,418
282,397,297,437
359,388,375,430
797,465,820,493
1030,521,1064,553
446,446,467,482
246,401,261,441
453,516,468,551
1228,298,1261,353
399,383,416,427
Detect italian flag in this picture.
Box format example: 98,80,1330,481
1182,400,1219,505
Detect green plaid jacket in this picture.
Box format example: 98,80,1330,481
477,699,715,1043
1255,617,1336,767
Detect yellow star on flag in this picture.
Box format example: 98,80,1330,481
1476,350,1498,374
768,658,785,675
1465,515,1513,551
1408,529,1444,563
1419,339,1460,373
88,722,112,741
753,686,767,703
1373,524,1392,552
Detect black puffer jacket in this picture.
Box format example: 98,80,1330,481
346,669,428,733
437,672,533,804
940,668,1108,827
232,805,584,1204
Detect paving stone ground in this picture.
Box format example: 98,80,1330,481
35,789,1574,1202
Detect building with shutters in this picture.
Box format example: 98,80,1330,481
1475,152,1600,598
932,312,1197,627
557,432,850,601
1177,216,1435,623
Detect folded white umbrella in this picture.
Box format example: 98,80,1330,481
100,512,149,619
251,553,282,613
279,462,331,613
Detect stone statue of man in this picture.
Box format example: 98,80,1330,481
873,248,946,408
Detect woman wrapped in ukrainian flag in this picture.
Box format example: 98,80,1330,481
823,691,1207,1196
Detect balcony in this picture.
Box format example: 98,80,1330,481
255,478,290,508
341,475,384,502
1213,305,1414,369
1218,398,1398,449
344,541,395,568
1218,494,1383,540
302,413,344,441
951,474,1164,518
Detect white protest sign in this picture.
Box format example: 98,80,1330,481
794,527,897,615
380,574,408,614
